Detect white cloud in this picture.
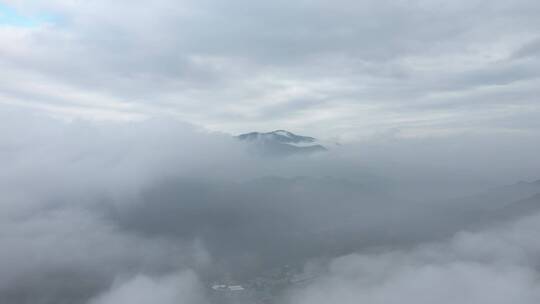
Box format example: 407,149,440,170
287,213,540,304
88,272,206,304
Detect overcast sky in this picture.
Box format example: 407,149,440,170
1,0,539,140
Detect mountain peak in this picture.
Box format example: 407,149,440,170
237,130,326,156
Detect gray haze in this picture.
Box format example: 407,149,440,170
1,0,540,303
1,108,540,303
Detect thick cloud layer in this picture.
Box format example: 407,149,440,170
0,111,233,303
88,272,206,304
0,109,539,303
286,213,540,304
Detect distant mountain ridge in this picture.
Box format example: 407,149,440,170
237,130,327,156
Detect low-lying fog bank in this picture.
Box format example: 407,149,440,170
1,111,540,303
